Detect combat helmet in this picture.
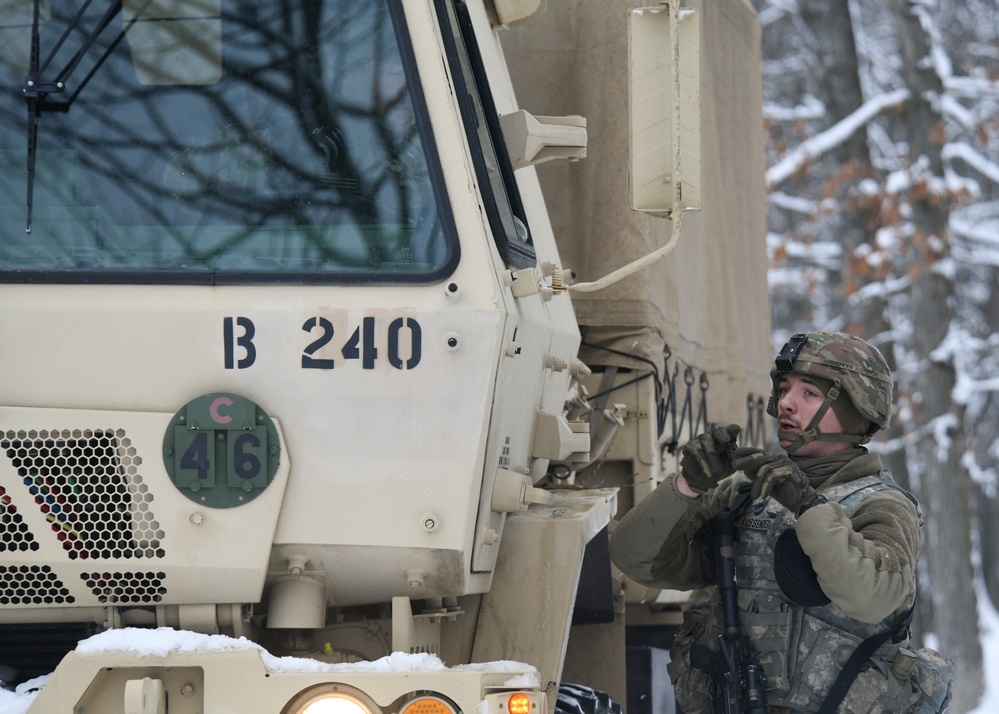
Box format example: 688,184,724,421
767,331,893,449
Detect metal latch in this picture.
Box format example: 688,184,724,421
504,262,571,301
491,468,554,512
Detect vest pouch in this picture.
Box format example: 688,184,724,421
667,604,720,714
736,588,799,692
784,614,898,714
833,646,952,713
839,650,919,713
785,614,930,713
905,647,953,713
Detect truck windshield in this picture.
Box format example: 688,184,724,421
0,0,457,284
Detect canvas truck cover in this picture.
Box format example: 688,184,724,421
500,0,772,428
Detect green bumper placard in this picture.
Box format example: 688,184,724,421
163,393,281,508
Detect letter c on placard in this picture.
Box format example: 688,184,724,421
210,396,234,424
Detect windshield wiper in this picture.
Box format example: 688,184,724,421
23,0,124,233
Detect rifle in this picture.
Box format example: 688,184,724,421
705,502,768,714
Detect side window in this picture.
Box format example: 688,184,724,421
437,0,535,268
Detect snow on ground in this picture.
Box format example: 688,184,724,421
968,586,999,714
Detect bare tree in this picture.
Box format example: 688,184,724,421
883,2,983,708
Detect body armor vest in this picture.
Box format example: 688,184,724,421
669,471,919,713
732,472,914,709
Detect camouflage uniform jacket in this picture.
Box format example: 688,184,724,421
609,451,923,712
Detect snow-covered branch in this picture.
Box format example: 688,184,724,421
944,75,999,98
767,191,819,214
943,142,999,185
763,95,825,121
846,274,912,304
939,94,976,130
869,411,958,456
757,0,800,27
765,88,911,188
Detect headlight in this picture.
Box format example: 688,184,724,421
283,684,382,714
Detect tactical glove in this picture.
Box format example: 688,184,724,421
680,423,753,494
731,451,818,515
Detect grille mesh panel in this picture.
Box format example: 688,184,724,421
0,564,74,605
1,429,165,561
82,570,168,604
0,484,39,552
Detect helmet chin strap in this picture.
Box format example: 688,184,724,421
778,381,867,453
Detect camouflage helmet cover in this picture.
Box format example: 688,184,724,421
767,331,893,433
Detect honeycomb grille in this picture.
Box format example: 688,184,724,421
0,485,39,552
82,570,168,604
0,564,74,605
1,429,165,561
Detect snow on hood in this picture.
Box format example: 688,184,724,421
76,627,537,683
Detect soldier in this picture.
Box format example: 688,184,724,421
609,331,953,713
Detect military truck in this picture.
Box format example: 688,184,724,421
0,0,769,712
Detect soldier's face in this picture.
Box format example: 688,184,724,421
776,373,851,457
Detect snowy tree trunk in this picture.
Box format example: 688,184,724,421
977,478,999,611
798,0,870,161
885,0,983,710
905,272,981,712
798,0,874,313
971,279,999,612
